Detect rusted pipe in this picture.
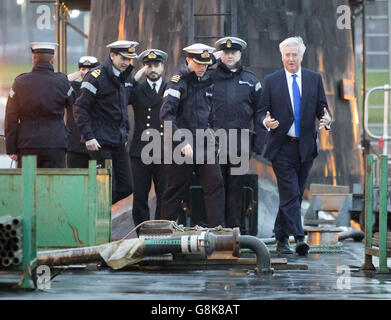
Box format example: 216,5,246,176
37,245,104,266
237,235,272,274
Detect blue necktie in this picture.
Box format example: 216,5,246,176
292,74,301,138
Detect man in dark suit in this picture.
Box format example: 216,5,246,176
259,36,332,256
129,49,167,226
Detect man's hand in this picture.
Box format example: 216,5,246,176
181,143,193,158
8,154,17,161
85,139,101,151
264,111,279,129
319,107,331,130
213,50,222,60
67,70,82,82
134,65,148,82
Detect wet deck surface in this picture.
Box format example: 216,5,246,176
0,240,390,300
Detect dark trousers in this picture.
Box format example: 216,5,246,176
271,138,313,241
130,156,166,226
220,162,247,228
89,145,133,204
17,148,66,168
161,163,225,227
66,151,90,168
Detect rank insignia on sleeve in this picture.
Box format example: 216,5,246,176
171,75,181,83
91,69,101,78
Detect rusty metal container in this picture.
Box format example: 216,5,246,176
0,156,111,250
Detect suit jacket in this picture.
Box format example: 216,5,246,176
259,68,331,163
129,80,165,157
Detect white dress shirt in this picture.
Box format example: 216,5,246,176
147,77,162,93
285,67,302,137
263,68,302,136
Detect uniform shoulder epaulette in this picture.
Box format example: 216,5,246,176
91,68,102,78
171,74,181,83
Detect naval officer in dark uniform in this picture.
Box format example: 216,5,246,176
160,43,225,227
66,56,99,168
5,42,73,168
129,49,168,226
210,36,263,229
73,40,137,204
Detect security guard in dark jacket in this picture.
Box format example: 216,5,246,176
160,43,225,227
129,49,167,226
73,40,137,204
5,42,73,168
66,56,99,168
210,36,263,228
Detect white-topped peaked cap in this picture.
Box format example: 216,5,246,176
78,56,99,68
138,49,168,63
183,43,215,65
30,42,58,54
215,36,247,51
107,40,139,58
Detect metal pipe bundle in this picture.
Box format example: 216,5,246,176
0,216,22,267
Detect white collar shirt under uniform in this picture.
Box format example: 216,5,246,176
147,78,162,93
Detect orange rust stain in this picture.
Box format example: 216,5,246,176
317,48,324,73
319,130,333,151
350,99,360,144
138,0,144,40
67,222,84,245
148,32,153,49
350,219,361,231
118,0,126,40
328,153,337,186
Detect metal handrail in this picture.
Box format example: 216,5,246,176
364,84,391,155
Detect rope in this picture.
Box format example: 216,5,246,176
120,220,233,241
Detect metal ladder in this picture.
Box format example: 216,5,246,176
187,0,238,45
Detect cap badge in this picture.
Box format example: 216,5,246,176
201,50,210,59
128,46,135,53
148,51,157,59
226,40,232,48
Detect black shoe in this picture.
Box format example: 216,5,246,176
276,240,293,254
295,240,310,256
